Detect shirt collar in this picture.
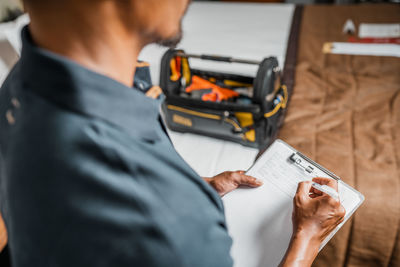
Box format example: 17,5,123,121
19,26,162,141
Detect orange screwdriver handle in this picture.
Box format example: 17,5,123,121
187,75,239,102
186,75,217,93
202,92,218,102
213,87,239,101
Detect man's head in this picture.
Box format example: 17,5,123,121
22,0,191,85
23,0,190,48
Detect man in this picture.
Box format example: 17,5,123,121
0,0,345,266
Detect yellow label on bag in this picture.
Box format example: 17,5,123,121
235,112,255,142
172,114,193,127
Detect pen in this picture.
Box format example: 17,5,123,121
311,182,339,201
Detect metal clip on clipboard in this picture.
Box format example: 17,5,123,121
289,152,341,181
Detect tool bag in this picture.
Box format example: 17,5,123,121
159,49,288,149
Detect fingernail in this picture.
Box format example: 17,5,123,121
256,179,263,185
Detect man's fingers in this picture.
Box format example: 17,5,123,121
312,177,338,191
236,173,263,187
296,181,313,196
309,192,320,198
310,186,323,196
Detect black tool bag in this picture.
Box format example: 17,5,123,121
159,49,288,149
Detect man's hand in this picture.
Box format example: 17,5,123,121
293,177,345,242
280,177,346,267
203,171,263,197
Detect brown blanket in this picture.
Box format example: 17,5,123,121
278,4,400,267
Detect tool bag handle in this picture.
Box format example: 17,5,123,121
175,52,261,65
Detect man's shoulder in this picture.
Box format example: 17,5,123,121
0,81,129,214
0,80,115,179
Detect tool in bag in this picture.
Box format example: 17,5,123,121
185,76,239,102
159,49,288,149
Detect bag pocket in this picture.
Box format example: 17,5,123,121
162,102,259,147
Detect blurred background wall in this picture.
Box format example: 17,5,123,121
1,0,399,22
0,0,22,22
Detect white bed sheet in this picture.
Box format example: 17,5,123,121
139,2,294,176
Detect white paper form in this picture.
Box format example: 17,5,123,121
223,140,364,267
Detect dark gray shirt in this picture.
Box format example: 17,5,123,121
0,27,233,267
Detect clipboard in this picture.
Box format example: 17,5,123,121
222,139,365,267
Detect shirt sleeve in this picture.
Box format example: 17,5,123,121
5,122,183,267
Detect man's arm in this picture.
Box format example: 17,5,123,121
5,134,183,267
280,178,345,267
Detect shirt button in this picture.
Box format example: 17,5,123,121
11,98,21,108
6,110,15,125
6,98,20,125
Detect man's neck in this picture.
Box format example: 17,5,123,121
27,3,144,87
